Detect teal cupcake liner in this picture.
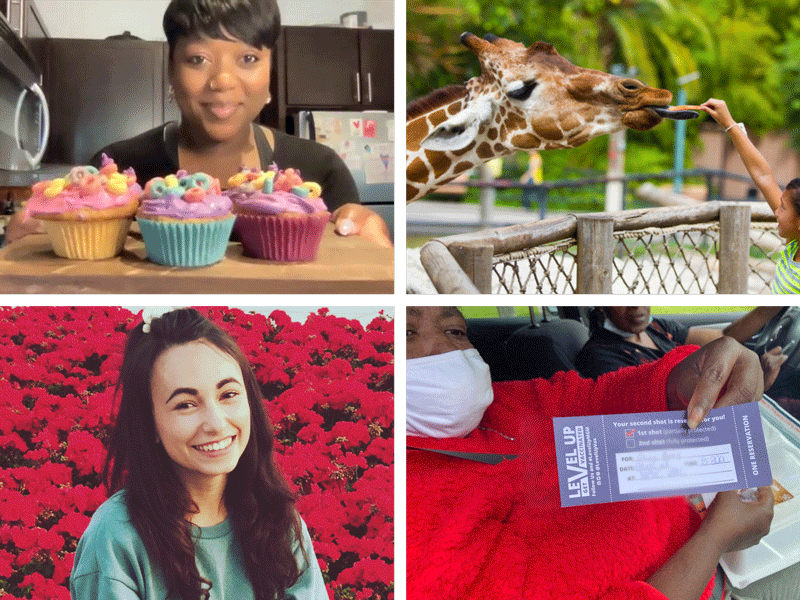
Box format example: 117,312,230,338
137,216,235,267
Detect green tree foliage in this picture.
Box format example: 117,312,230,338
408,0,800,178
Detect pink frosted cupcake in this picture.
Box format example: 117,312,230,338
23,154,141,259
225,165,330,261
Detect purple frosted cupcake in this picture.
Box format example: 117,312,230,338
137,171,234,267
225,166,330,261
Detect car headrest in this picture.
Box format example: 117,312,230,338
503,320,590,381
467,317,531,382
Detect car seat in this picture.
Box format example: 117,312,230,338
503,318,590,381
467,317,531,382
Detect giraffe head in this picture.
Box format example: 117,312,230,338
425,32,680,150
408,33,692,201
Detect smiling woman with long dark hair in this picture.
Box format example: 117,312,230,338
69,308,327,600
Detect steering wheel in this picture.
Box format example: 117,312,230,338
746,307,800,392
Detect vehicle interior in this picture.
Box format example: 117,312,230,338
466,307,799,402
463,305,800,588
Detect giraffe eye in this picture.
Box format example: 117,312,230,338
507,80,537,100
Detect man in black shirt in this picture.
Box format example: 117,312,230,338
575,307,787,391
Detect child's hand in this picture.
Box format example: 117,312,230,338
700,99,736,130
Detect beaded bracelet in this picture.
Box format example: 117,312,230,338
725,122,747,134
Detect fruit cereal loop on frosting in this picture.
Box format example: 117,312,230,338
139,171,232,220
225,167,328,215
24,155,141,222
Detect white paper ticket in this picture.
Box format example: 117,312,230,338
554,404,772,507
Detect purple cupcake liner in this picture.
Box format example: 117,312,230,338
234,212,329,261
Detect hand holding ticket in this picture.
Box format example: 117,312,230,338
666,337,764,429
554,403,772,507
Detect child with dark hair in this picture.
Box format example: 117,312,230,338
70,307,327,600
701,99,800,293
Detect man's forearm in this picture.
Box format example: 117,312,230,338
723,306,783,343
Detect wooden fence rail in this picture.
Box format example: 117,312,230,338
419,201,777,294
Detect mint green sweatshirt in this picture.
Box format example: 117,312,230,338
70,490,328,600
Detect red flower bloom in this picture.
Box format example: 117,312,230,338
0,306,393,600
54,512,90,539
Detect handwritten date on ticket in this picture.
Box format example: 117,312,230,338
553,403,772,507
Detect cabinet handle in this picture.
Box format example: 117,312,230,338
366,72,372,104
354,72,361,104
9,0,23,35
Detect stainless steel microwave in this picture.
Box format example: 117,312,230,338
0,11,48,170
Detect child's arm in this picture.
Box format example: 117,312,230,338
701,98,783,213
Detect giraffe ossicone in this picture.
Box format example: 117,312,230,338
407,32,697,203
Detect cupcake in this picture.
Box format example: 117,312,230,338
137,171,234,267
23,154,141,259
226,165,330,261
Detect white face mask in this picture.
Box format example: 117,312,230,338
406,348,494,438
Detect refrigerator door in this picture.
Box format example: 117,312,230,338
301,110,394,239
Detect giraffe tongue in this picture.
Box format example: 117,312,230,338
648,106,699,120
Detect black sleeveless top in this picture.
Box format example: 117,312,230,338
90,122,359,211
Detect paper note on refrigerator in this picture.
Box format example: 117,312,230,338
553,403,772,507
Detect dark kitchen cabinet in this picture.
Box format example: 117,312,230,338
284,27,360,108
278,26,393,128
357,29,393,109
43,39,170,164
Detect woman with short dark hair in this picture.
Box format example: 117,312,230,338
70,308,327,600
6,0,390,248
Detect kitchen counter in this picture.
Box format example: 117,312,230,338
0,223,394,293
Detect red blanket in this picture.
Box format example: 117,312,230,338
408,346,717,600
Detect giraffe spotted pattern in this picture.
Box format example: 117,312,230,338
406,33,680,203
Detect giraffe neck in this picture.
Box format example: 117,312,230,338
406,87,555,202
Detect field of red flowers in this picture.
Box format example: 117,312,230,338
0,306,394,600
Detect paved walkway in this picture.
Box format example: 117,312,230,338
407,200,548,236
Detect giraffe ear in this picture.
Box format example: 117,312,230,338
419,99,492,152
420,119,481,151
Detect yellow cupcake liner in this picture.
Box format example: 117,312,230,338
42,218,132,260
